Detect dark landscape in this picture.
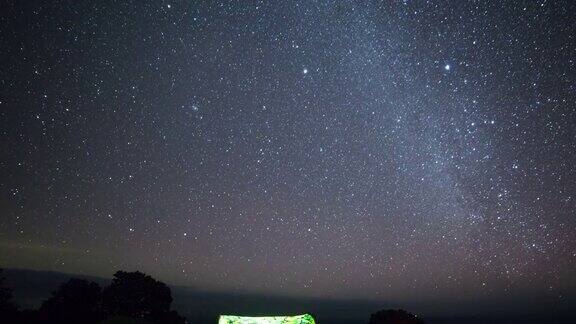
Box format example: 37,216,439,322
2,268,576,323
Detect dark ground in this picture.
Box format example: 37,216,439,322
3,268,575,324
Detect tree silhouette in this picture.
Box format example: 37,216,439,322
37,278,103,324
0,269,19,321
101,271,183,323
368,309,425,324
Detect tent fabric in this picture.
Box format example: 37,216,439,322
218,314,316,324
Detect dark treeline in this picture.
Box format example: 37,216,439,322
0,268,185,324
1,268,423,323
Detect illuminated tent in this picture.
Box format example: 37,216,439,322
218,314,316,324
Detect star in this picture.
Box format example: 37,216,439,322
2,1,574,319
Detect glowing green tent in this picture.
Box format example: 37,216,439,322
218,314,315,324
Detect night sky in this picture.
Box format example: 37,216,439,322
1,0,576,310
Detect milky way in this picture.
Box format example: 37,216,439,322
1,0,575,307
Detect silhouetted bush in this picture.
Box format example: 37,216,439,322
37,278,103,324
368,309,425,324
0,269,186,324
101,271,184,323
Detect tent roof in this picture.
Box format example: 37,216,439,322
218,314,315,324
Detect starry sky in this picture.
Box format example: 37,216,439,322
1,0,576,309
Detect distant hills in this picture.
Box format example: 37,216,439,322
2,268,380,323
3,268,110,309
